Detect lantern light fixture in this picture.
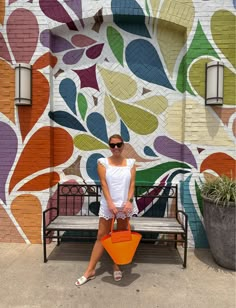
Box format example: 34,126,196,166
205,61,224,105
15,63,32,105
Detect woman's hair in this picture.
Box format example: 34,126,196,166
108,134,124,143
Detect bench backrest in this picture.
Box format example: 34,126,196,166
56,183,178,218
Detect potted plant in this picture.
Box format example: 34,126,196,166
200,175,236,270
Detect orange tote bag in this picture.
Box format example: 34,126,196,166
101,218,142,265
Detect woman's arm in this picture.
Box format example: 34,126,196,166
123,163,136,214
97,161,118,216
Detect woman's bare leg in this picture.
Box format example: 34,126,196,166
113,218,129,273
82,217,112,278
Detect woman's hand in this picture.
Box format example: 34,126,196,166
108,202,118,216
123,201,133,215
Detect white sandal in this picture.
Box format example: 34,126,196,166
113,271,122,281
75,275,96,286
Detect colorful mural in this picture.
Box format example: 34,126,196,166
0,0,235,247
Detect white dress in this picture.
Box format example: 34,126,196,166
98,157,139,220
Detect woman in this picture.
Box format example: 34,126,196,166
75,134,138,286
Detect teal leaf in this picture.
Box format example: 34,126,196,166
49,111,86,131
111,0,150,38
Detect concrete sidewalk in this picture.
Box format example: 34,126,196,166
0,242,235,308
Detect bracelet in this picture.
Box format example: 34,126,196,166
128,198,133,203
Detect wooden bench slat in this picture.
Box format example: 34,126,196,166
47,216,184,233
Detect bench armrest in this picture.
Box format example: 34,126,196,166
176,210,188,231
43,207,58,214
43,207,58,228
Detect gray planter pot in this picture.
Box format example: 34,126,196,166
202,195,236,270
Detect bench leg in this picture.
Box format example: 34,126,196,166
57,231,60,246
43,235,47,263
174,234,177,249
183,237,187,268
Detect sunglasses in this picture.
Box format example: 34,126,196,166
109,142,123,148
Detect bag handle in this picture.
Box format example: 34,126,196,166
110,216,131,234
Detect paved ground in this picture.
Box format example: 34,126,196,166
0,242,235,308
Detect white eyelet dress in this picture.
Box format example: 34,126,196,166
98,157,138,220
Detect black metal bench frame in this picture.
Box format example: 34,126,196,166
43,183,188,267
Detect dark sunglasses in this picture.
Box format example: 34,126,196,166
109,142,123,149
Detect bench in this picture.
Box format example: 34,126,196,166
43,183,188,267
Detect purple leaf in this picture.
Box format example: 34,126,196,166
154,136,197,168
63,49,84,64
40,30,74,53
0,122,18,203
39,0,77,30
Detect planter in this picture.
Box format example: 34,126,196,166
202,195,236,270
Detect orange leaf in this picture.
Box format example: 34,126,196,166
0,1,5,26
200,153,236,179
11,195,42,244
9,127,74,193
0,60,15,123
33,52,58,70
19,172,60,191
0,203,25,243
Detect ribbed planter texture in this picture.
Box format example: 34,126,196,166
202,196,236,270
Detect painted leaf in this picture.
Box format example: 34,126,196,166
120,120,130,142
200,153,236,179
9,127,74,193
11,195,42,243
126,39,174,90
0,61,15,123
40,30,74,53
0,204,24,242
72,34,96,47
177,22,218,94
86,113,108,143
63,49,84,65
166,100,235,147
49,111,86,131
135,96,168,115
0,122,18,204
59,78,77,114
98,66,137,100
107,26,124,65
180,176,209,248
0,33,11,63
18,172,60,191
33,52,58,69
111,97,158,135
77,93,88,120
136,161,191,185
154,136,197,169
86,43,104,59
86,153,104,183
64,0,84,27
104,94,117,123
7,8,39,63
39,0,77,30
74,134,108,151
211,10,236,67
111,0,150,38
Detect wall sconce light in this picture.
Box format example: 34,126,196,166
15,63,32,105
205,61,224,105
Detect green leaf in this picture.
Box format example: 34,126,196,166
77,93,87,120
107,26,124,66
